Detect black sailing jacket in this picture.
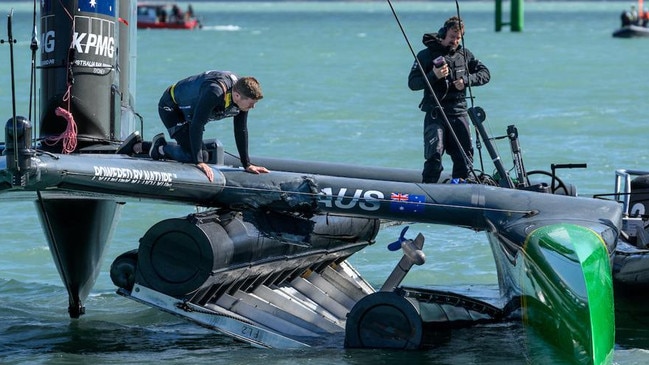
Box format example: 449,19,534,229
408,33,490,115
168,70,250,166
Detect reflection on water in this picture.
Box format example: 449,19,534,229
0,281,607,364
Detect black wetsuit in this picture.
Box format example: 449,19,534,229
158,70,251,167
408,33,490,183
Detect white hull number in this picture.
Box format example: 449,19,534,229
319,187,383,211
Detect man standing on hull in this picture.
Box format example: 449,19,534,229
408,16,490,184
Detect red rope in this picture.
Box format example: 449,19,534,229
44,106,77,154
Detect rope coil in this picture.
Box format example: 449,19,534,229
43,106,77,154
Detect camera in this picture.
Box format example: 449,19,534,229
433,56,446,68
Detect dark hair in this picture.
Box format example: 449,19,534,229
438,16,464,39
233,77,263,100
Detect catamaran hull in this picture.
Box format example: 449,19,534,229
489,225,614,364
1,137,623,361
36,194,122,318
1,147,622,361
612,242,649,290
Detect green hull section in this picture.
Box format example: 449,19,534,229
525,224,614,365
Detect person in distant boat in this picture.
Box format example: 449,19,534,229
621,9,635,26
117,71,269,182
156,6,167,23
622,5,639,26
408,16,490,184
631,5,639,24
171,4,182,23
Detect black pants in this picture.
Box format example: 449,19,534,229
157,89,208,162
422,110,473,183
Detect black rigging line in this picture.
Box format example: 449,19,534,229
455,0,475,109
29,0,38,142
2,9,19,171
453,0,485,174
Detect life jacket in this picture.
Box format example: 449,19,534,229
210,73,240,120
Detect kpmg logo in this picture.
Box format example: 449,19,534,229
42,30,55,53
40,17,115,60
71,25,115,58
40,0,116,54
72,16,116,59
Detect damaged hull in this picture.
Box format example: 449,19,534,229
0,149,621,363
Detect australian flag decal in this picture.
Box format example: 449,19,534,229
78,0,116,17
390,192,425,213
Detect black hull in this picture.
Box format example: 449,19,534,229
0,145,622,361
612,25,649,38
35,194,122,317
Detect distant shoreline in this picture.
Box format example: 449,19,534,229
4,0,639,2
